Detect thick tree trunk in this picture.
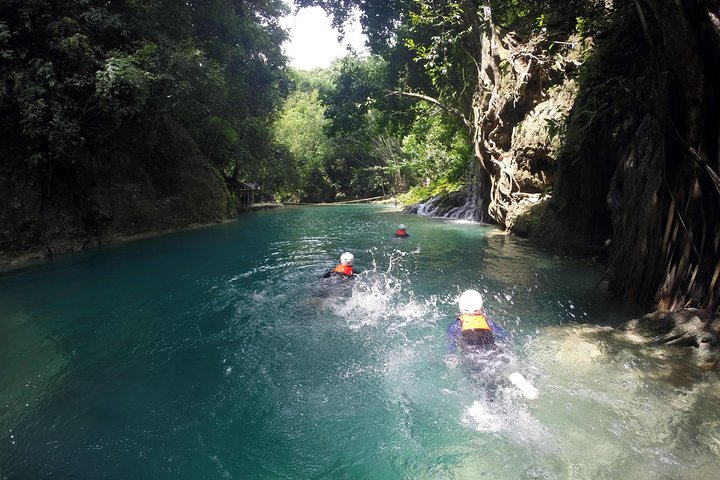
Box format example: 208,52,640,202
607,0,720,310
467,1,560,225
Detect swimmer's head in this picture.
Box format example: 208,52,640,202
458,289,483,313
340,252,354,266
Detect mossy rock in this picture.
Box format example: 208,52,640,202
506,196,551,237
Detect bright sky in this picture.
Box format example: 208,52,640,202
280,2,368,70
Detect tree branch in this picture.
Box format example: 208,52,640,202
386,90,472,129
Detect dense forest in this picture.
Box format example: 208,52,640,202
1,0,719,315
0,0,290,255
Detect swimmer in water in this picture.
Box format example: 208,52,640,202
321,252,361,280
447,289,506,350
446,289,538,400
393,224,409,238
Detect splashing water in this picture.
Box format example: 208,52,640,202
1,205,718,479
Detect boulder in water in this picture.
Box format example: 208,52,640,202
620,308,720,369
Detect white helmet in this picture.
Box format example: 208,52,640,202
340,252,354,266
458,289,483,313
398,224,406,229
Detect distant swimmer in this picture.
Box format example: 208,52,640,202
393,224,409,238
321,252,361,280
446,289,538,400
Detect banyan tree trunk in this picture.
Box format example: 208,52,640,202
607,0,720,310
466,1,558,225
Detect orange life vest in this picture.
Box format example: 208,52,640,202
333,264,353,276
395,229,407,236
459,313,491,331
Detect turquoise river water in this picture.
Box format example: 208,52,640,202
1,205,719,479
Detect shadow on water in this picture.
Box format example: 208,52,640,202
0,205,718,479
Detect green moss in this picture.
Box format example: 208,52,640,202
397,179,464,205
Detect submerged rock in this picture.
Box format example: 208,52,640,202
527,325,613,381
619,308,720,369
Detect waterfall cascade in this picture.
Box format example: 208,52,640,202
412,184,485,223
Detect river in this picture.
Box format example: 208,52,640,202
1,205,719,479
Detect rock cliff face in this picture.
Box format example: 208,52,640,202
509,0,720,358
0,119,235,267
541,0,720,311
414,1,720,312
407,28,586,233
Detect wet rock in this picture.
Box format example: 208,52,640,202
404,186,485,222
620,309,720,368
505,195,550,237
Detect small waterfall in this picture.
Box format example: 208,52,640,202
416,196,442,216
414,183,485,223
444,183,484,222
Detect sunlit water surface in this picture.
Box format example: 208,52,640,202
1,205,719,479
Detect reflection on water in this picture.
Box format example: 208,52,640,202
0,205,718,479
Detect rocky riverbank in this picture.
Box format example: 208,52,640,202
0,202,283,273
620,309,720,369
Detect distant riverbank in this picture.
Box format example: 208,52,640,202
0,203,284,274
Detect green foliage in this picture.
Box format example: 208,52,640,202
94,51,154,118
272,55,422,201
274,89,330,171
398,177,464,205
494,0,536,27
0,0,291,203
292,68,334,95
575,16,587,35
323,53,390,136
283,1,478,202
402,0,474,100
401,104,472,183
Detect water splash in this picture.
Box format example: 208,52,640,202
463,397,545,444
330,270,435,331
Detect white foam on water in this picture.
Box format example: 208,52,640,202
251,290,270,302
463,395,547,441
327,255,437,331
463,400,503,432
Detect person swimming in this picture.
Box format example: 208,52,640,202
446,289,538,400
447,289,505,351
321,252,361,280
393,224,409,238
312,252,362,301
